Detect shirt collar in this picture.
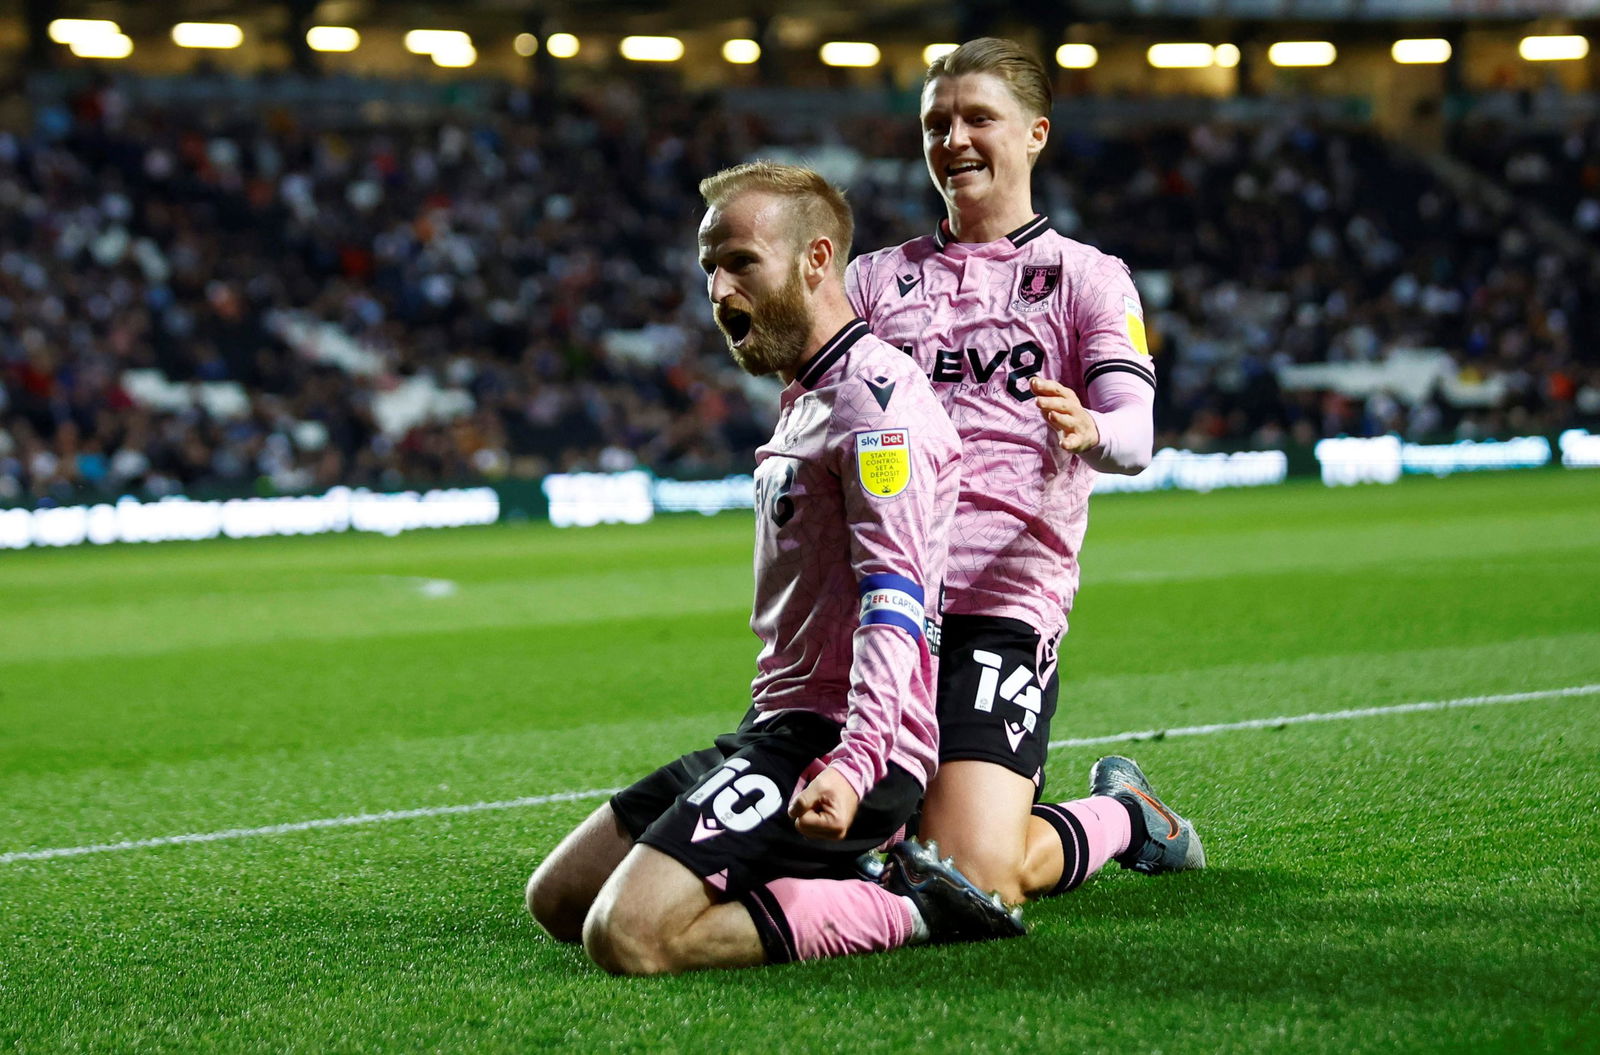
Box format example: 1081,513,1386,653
796,318,871,390
935,214,1051,253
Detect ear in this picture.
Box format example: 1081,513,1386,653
802,235,835,290
1027,115,1050,165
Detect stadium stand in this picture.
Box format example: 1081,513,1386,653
2,74,1598,505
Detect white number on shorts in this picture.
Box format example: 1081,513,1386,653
686,758,784,833
970,650,1043,733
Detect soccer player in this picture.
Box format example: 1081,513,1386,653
525,162,1021,975
844,38,1205,907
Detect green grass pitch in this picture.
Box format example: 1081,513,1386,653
2,470,1598,1052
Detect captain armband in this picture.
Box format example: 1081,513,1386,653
857,573,925,640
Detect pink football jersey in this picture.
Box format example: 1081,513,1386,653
749,319,961,799
846,216,1156,642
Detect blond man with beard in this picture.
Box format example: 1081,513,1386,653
525,162,1020,975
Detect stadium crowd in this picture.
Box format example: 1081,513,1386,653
1451,104,1600,248
2,74,1598,505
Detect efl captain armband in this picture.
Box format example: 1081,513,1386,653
858,573,925,640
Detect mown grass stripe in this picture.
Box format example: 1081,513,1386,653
4,683,1595,866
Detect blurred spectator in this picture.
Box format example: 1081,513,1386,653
2,76,1596,507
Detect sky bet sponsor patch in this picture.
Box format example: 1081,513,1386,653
855,429,911,498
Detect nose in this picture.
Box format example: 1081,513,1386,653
708,269,735,304
945,119,970,151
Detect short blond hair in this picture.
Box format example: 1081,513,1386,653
925,37,1052,120
698,161,854,274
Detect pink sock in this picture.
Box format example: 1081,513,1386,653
1064,796,1132,867
1031,795,1131,895
742,877,914,964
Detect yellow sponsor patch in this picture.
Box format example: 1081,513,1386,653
1124,295,1150,357
856,429,911,498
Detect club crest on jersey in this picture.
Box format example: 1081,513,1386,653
855,429,911,498
1013,265,1061,313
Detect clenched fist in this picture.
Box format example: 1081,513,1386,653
788,766,860,841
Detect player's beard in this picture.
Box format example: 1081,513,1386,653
722,265,811,378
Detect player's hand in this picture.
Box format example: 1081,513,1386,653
788,766,860,841
1031,376,1100,453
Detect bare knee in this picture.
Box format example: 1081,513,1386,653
525,862,591,944
582,901,675,976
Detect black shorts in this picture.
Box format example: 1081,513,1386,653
935,614,1060,792
610,708,921,896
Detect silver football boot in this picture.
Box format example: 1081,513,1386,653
1089,755,1206,875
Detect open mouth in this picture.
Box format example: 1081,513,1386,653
947,160,986,178
719,307,753,346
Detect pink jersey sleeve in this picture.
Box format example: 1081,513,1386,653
1072,253,1156,475
823,367,959,801
1083,372,1154,474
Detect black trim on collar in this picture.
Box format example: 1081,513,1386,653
1007,214,1051,247
935,214,1052,251
797,318,871,389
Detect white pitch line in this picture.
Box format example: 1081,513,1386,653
0,787,621,865
1048,683,1600,749
5,683,1597,866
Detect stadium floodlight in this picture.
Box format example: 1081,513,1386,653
48,19,120,44
404,29,470,55
1148,43,1216,68
723,39,760,64
171,23,244,49
619,36,684,62
514,33,538,57
1391,38,1451,64
1214,43,1241,67
1518,34,1588,61
1268,41,1336,67
1055,43,1098,68
819,41,881,67
546,33,580,58
306,26,359,53
431,42,477,68
69,32,134,59
923,43,959,65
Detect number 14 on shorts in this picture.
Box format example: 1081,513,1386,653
970,649,1041,734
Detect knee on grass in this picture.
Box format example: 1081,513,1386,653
581,901,679,976
524,866,589,945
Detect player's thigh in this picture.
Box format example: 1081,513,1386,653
919,759,1039,902
525,802,634,942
